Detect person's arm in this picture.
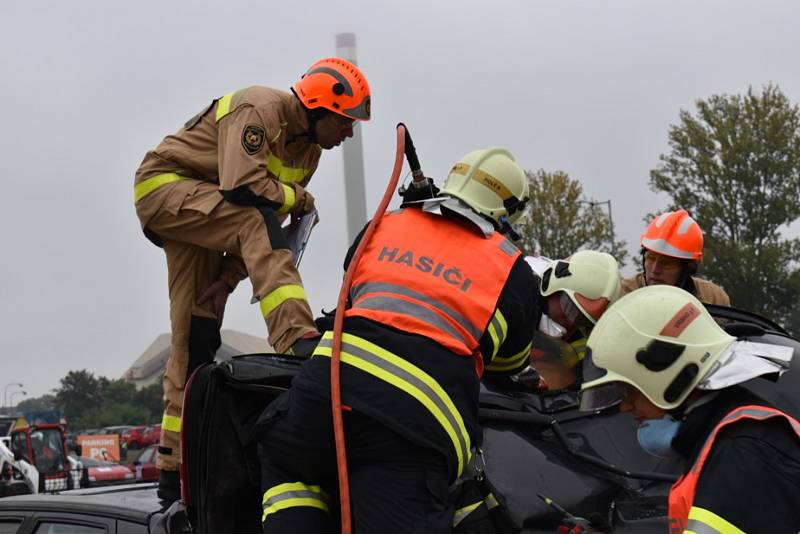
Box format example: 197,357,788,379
482,256,540,376
689,430,800,533
217,104,315,215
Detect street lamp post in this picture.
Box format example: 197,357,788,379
3,382,23,408
579,200,615,253
8,390,26,408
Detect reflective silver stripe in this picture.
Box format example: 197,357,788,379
263,490,327,510
654,213,669,227
641,237,696,259
316,335,470,474
353,296,472,348
487,309,508,358
499,239,517,256
678,215,697,235
684,519,724,534
351,282,482,340
452,501,482,527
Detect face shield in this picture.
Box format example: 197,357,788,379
578,346,625,412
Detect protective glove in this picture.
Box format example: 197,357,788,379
510,365,549,391
285,331,322,358
292,187,316,215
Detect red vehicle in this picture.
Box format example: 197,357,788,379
123,424,161,450
9,423,79,492
130,444,159,482
80,456,134,486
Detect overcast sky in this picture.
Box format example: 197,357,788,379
2,0,799,400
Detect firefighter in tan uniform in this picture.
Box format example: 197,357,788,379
621,209,730,306
133,57,371,501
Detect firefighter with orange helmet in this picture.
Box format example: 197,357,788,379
133,57,371,501
621,209,730,305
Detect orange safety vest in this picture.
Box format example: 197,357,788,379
667,404,800,533
346,208,520,376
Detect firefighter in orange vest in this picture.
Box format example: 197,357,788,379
578,285,799,534
133,57,371,501
255,148,538,533
621,210,730,306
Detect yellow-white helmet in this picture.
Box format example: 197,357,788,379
580,285,735,411
440,148,529,225
539,250,621,324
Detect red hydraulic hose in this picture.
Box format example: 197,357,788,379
330,124,408,534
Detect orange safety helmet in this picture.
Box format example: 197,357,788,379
641,209,703,261
293,57,371,121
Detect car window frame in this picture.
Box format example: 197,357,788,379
25,512,115,534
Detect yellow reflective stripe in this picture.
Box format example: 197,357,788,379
262,498,328,522
215,92,234,121
276,183,296,215
486,341,531,372
452,501,482,527
686,507,745,534
134,173,188,203
259,284,307,318
267,151,309,184
261,482,329,523
162,413,182,433
315,331,471,476
487,309,508,358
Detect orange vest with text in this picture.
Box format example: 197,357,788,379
345,208,521,376
667,404,800,533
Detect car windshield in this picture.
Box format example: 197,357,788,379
33,429,65,473
81,456,119,467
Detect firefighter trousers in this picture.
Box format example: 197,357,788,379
257,387,453,534
136,180,317,472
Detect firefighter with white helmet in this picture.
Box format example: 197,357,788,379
524,251,621,389
256,148,539,533
577,285,799,534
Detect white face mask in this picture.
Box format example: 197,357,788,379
538,314,567,338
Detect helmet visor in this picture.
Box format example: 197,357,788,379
578,346,622,411
579,382,624,412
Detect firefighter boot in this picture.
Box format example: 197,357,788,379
158,470,181,502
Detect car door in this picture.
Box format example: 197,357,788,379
0,512,27,534
23,513,114,534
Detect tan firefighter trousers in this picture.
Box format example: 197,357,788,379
136,179,317,472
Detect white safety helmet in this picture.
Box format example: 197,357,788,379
539,250,621,324
580,285,735,411
440,148,529,225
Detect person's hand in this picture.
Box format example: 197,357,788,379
197,280,232,326
293,189,316,215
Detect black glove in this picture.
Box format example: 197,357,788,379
286,332,321,358
509,366,549,391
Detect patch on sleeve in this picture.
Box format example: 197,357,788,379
242,124,266,155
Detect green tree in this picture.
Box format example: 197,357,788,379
54,370,104,422
650,84,800,325
16,394,57,412
516,169,627,264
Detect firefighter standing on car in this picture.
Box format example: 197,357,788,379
578,285,800,534
133,57,371,501
621,209,730,305
256,148,539,533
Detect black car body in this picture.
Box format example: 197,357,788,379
0,484,188,534
179,304,800,533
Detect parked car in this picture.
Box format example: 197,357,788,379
80,456,134,487
0,484,189,533
121,426,148,450
130,444,159,482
